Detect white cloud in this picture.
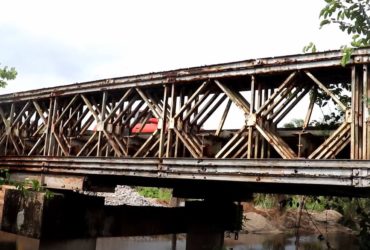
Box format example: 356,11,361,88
0,0,351,95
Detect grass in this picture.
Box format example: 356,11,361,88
135,187,172,202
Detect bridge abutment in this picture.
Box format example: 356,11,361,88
0,188,242,249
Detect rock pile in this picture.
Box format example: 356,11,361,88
102,185,160,206
83,185,162,207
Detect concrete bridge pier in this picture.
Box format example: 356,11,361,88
186,224,224,250
0,188,242,249
184,200,241,250
39,239,97,250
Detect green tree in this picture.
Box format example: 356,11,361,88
305,0,369,63
0,64,17,88
320,0,369,47
303,0,369,126
283,118,304,128
319,0,370,65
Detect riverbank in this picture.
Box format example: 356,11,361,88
85,186,356,237
241,202,354,236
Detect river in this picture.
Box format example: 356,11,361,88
0,231,359,250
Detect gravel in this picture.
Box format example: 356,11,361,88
83,185,162,207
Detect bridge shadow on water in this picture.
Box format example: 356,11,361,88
0,189,362,250
0,230,359,250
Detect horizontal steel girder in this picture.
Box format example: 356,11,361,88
0,47,369,103
0,157,369,188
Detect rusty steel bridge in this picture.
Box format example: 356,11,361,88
1,48,370,198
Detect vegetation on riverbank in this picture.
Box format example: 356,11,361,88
253,194,370,249
0,169,54,199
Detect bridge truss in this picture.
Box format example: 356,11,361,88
0,48,369,195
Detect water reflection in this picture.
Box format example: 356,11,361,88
225,233,359,250
96,236,186,250
0,231,38,250
0,231,358,250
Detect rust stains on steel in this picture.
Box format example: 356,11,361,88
0,156,369,189
0,47,369,103
0,47,369,196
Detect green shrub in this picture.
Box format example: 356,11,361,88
136,187,172,201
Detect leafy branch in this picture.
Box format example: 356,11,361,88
0,65,17,88
320,0,370,65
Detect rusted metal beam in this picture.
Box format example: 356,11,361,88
136,88,161,119
215,80,250,114
364,65,370,160
255,124,297,159
247,76,256,159
159,85,169,158
166,84,176,157
309,122,351,159
189,93,219,125
0,157,369,188
197,95,227,128
215,127,247,158
256,72,297,116
215,99,231,137
0,49,369,168
273,86,311,125
303,88,316,130
174,81,209,119
1,48,369,103
103,89,133,123
305,71,347,111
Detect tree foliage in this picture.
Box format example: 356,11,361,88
320,0,370,65
0,65,17,88
302,0,369,128
304,0,369,64
283,118,304,128
320,0,370,47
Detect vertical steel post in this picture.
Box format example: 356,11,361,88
4,103,15,155
254,78,261,158
363,65,370,159
174,88,184,158
44,99,53,156
247,76,255,159
351,66,362,159
97,91,107,156
159,85,169,158
166,84,176,158
48,97,58,156
351,67,356,159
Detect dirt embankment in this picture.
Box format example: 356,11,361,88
242,203,354,235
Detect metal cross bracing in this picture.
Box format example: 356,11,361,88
0,48,370,193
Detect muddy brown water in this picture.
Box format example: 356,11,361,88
0,231,359,250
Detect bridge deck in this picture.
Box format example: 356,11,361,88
0,48,370,197
2,156,369,186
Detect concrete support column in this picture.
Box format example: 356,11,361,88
1,189,105,239
186,225,224,250
39,239,97,250
185,200,242,250
1,188,242,249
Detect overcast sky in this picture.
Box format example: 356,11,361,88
0,0,351,96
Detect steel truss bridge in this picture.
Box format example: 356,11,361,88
0,48,370,197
